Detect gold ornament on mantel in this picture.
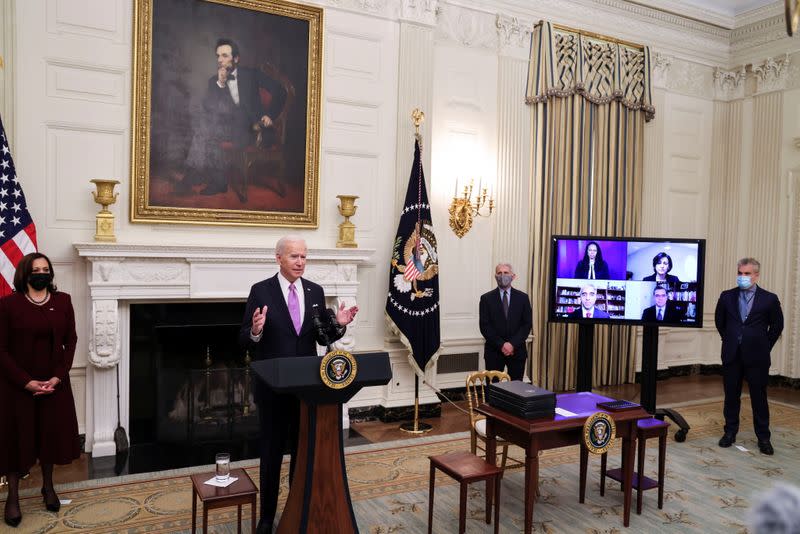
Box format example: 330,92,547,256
336,194,359,248
90,179,120,242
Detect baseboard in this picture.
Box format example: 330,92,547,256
349,402,442,423
634,364,800,390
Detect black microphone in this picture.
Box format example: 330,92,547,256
311,304,326,333
326,308,338,327
312,304,332,351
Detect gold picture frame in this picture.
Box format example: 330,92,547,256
131,0,322,227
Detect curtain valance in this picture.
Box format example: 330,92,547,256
526,21,655,122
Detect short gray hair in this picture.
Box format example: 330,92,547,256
738,257,761,273
276,235,306,256
495,263,514,273
748,482,800,534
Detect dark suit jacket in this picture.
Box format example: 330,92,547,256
643,273,680,286
568,307,610,319
238,274,341,362
641,303,684,323
479,287,532,362
203,66,287,148
714,286,783,367
573,260,610,280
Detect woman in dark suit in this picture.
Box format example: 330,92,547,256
0,253,79,527
573,241,610,280
643,252,680,285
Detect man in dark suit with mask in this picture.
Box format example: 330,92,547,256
479,263,533,381
239,236,358,533
715,257,783,455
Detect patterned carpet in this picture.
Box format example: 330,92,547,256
1,397,798,533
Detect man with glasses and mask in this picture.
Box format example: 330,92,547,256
479,263,533,381
715,258,783,455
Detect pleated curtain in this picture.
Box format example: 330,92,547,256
526,21,655,391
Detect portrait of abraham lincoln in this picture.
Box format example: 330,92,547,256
132,0,321,226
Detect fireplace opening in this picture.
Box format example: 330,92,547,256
129,302,259,473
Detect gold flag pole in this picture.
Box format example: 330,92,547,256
399,108,433,435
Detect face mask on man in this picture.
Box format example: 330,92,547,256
736,275,753,290
28,273,53,291
495,274,513,288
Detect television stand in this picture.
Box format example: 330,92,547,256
641,325,690,442
575,323,690,442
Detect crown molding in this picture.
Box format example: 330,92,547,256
438,0,731,65
626,0,735,29
315,0,795,71
733,1,784,28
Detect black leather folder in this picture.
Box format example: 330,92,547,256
487,381,556,419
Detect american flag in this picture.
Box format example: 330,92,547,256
0,115,38,296
403,245,422,282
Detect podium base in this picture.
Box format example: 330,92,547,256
399,421,433,434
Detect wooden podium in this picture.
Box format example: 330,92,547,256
251,353,391,534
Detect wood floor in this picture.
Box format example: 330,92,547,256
8,374,799,490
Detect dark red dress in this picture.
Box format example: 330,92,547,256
0,291,80,475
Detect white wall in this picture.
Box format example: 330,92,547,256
3,0,800,435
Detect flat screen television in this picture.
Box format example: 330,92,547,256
548,236,706,328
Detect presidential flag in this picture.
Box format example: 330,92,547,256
385,139,441,375
0,115,38,296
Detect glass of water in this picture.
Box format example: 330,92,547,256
215,453,231,483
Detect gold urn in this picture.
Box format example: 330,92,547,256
90,179,120,242
336,195,359,248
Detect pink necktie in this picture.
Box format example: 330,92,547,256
288,283,301,334
587,311,592,318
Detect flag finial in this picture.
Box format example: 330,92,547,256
411,108,425,144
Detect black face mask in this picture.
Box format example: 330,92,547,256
28,273,52,291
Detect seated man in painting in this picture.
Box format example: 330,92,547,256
176,38,287,197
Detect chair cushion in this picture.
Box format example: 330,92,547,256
473,419,506,444
474,418,487,438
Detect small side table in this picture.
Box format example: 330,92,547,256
190,467,258,534
602,418,670,514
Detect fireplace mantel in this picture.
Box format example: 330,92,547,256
75,242,374,456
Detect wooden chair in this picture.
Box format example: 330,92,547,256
428,451,502,534
223,63,296,202
465,370,523,470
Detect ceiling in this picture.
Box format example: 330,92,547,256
673,0,777,18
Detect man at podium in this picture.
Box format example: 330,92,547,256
239,235,358,534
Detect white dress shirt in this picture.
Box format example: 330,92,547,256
217,68,240,105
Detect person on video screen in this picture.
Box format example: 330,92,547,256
641,286,684,322
573,241,610,280
568,284,610,318
643,252,680,285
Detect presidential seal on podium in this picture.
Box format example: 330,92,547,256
320,350,358,389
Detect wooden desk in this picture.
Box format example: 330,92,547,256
478,392,650,532
190,467,257,534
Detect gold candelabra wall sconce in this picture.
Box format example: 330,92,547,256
448,179,495,238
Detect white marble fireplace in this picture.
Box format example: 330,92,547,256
75,243,373,457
